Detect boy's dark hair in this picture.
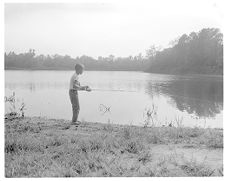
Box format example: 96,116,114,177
75,63,84,71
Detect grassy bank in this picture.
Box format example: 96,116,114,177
5,117,223,177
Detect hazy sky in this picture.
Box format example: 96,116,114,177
5,0,223,58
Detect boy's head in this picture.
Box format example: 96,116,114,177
75,63,84,75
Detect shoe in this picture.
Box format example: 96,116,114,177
71,121,81,125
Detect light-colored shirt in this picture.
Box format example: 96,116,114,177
69,72,79,90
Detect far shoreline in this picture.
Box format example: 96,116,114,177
4,68,224,77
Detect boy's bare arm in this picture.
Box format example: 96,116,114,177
73,81,91,91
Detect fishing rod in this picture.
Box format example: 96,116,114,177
91,88,137,92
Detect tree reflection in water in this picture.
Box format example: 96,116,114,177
145,75,223,118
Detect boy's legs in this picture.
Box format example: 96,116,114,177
69,90,80,123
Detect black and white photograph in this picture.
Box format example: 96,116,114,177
2,0,224,178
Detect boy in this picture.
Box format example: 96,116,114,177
69,63,91,125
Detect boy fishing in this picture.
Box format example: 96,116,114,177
69,63,91,125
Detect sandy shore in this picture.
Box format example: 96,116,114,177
5,117,223,177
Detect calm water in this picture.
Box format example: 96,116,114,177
5,70,223,128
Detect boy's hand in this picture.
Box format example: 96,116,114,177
82,86,91,91
81,86,88,90
86,86,92,92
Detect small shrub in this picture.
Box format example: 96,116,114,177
5,92,26,120
143,104,157,128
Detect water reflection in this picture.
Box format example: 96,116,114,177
145,75,223,118
6,82,69,91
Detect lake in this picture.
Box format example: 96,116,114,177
5,70,223,128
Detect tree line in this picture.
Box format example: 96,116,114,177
5,28,223,75
146,28,223,74
4,50,149,71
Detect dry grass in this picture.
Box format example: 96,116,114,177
5,117,223,177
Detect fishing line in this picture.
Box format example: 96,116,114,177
91,88,137,92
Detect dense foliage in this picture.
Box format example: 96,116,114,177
5,28,223,74
146,28,223,74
